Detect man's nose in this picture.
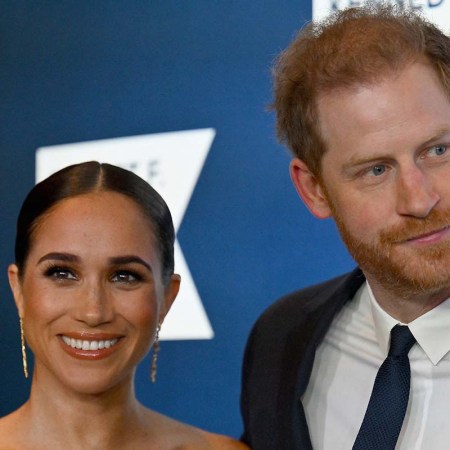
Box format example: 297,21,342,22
395,166,440,218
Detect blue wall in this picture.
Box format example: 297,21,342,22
0,1,354,437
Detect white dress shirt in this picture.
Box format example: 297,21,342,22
303,282,450,449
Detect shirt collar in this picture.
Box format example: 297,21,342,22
367,282,450,365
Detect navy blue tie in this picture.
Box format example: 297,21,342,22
353,325,416,450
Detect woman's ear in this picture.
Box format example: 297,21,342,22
159,274,181,323
290,158,332,219
8,264,25,317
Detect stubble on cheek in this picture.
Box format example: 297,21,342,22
328,195,450,296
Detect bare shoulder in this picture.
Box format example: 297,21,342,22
0,408,27,449
201,431,250,449
144,410,249,449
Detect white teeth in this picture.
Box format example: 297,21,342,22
61,336,118,351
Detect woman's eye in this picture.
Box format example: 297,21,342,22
45,267,76,280
112,271,141,283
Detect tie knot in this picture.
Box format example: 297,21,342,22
388,325,416,357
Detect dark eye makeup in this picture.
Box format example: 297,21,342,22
43,264,77,281
111,269,144,284
42,262,146,285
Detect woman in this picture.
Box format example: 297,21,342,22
0,161,248,449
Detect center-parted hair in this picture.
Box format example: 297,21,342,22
273,3,450,177
15,161,176,285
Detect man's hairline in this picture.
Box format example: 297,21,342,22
302,55,448,181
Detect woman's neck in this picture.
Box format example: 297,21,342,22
20,369,148,449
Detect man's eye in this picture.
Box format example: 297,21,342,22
370,165,386,176
431,145,447,156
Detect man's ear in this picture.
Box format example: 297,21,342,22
290,158,332,219
159,274,181,324
8,264,25,317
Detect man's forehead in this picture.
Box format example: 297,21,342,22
316,61,446,128
315,61,450,169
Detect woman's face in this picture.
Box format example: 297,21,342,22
8,191,179,395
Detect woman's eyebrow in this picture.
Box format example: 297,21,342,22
37,252,80,264
108,255,152,273
36,253,153,273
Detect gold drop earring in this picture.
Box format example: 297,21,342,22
151,323,161,383
20,317,28,379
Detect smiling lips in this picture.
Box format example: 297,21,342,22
62,336,119,351
59,334,122,360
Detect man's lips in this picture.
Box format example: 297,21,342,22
404,225,450,244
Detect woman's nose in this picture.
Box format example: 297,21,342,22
73,281,114,326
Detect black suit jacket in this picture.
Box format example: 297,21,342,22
240,268,365,450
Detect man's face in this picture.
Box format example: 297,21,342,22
299,62,450,297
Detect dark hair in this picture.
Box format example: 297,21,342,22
15,161,175,285
273,3,450,177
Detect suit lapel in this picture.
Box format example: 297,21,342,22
276,268,365,449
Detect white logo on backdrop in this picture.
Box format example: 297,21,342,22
313,0,449,32
36,128,215,340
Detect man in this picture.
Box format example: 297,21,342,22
241,4,450,450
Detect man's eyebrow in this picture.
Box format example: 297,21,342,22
342,127,450,171
109,256,152,273
37,252,80,265
419,127,450,148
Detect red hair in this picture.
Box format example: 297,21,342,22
274,3,450,176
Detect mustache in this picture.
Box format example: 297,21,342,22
379,209,450,244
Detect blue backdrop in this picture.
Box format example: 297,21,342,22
0,1,354,438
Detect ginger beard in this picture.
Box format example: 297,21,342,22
330,203,450,297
